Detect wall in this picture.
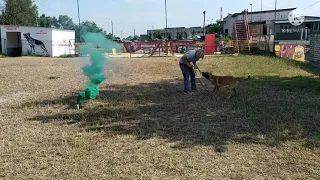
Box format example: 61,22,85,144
223,14,235,37
249,24,264,36
1,25,53,56
252,35,274,52
308,34,320,65
51,29,75,57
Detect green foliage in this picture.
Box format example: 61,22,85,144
125,35,139,41
38,14,58,28
58,54,74,58
1,1,115,43
2,0,38,26
205,20,222,34
153,30,163,40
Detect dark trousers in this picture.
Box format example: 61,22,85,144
179,63,196,91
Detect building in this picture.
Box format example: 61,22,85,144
274,19,320,41
222,8,296,37
147,26,204,40
0,25,75,57
139,34,149,41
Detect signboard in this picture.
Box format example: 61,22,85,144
36,30,47,35
4,25,19,30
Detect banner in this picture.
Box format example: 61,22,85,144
275,44,305,62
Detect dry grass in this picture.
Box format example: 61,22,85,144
0,55,319,179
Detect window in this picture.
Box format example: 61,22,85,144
306,23,312,29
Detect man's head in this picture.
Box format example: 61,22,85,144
195,49,205,60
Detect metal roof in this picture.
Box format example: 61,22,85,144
275,19,320,23
231,8,296,17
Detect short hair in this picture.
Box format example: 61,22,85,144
195,49,205,59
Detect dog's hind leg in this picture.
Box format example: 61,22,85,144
227,87,236,99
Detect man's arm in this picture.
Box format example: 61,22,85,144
181,55,193,68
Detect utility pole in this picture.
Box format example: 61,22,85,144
134,29,135,36
77,0,81,42
250,4,253,22
273,0,277,52
106,18,114,40
165,0,168,54
203,11,206,36
274,0,277,35
261,0,263,21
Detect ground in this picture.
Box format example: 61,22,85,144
0,55,319,179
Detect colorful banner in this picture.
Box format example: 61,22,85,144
275,44,306,62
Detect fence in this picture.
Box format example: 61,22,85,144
74,40,239,56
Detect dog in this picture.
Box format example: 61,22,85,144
23,33,49,55
201,72,250,98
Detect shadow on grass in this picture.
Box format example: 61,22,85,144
20,75,320,152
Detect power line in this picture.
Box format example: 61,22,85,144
35,0,68,15
303,0,320,10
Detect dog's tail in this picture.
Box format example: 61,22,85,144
236,75,251,81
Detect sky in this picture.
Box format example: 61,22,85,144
35,0,320,38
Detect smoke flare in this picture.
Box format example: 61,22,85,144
76,32,121,109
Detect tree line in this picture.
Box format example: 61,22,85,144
0,0,222,42
0,0,117,42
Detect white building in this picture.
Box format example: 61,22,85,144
0,25,75,57
222,8,296,37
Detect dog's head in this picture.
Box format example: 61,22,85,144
23,33,30,38
201,72,211,80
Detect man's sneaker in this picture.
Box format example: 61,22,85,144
183,91,188,95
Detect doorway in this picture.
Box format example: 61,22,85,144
6,32,22,56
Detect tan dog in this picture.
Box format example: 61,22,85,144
201,72,250,98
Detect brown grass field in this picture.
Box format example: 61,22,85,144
0,55,319,179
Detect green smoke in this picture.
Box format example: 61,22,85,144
77,32,121,107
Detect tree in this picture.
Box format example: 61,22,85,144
205,20,223,34
132,35,139,41
125,35,139,41
153,30,163,40
38,14,58,28
2,0,38,26
57,15,74,30
74,20,107,42
125,35,133,41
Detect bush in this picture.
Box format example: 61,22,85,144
59,54,74,58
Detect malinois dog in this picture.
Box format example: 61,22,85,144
201,72,250,98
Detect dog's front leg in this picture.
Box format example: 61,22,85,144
212,86,216,94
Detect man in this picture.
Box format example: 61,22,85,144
179,48,205,95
